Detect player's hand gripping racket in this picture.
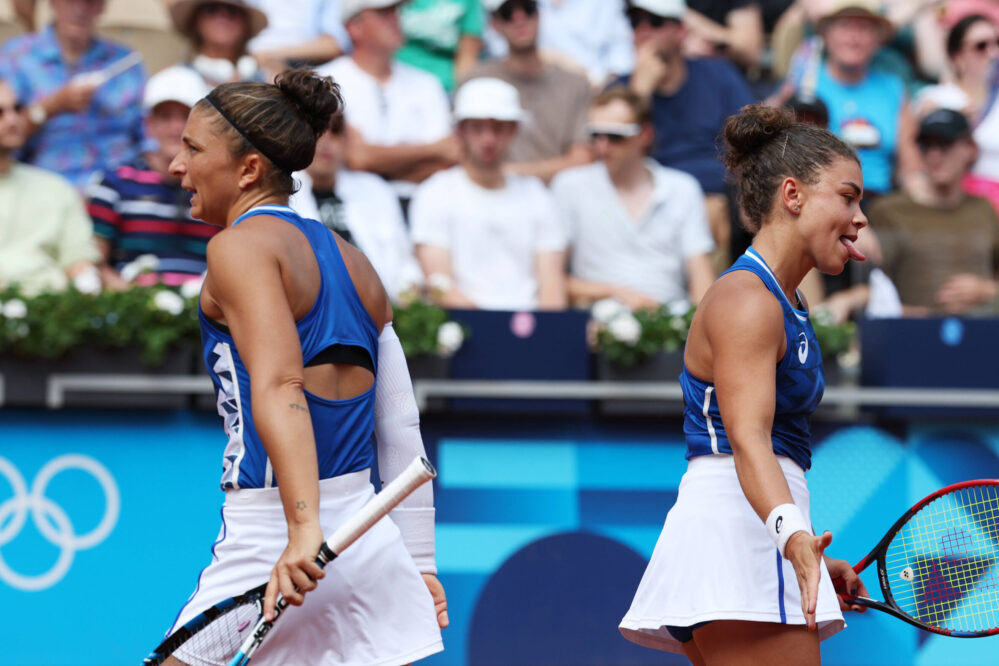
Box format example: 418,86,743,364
832,479,999,637
142,456,437,665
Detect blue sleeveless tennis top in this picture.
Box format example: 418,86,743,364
200,204,379,490
680,247,825,471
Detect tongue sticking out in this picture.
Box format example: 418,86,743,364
840,236,866,261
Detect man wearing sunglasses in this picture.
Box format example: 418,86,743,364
619,0,753,273
0,79,101,295
463,0,592,184
551,87,714,311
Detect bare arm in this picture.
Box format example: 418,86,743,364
708,277,831,629
535,250,568,310
345,126,459,182
453,36,483,85
567,276,661,310
684,253,714,305
506,144,593,185
684,4,765,70
896,101,929,197
203,226,326,620
415,244,478,308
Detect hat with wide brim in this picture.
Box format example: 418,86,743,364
816,0,893,40
169,0,269,42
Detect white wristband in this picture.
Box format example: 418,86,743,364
766,503,810,557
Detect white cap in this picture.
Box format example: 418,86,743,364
629,0,686,20
453,77,524,123
341,0,403,22
143,66,211,111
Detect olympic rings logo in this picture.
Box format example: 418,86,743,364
0,454,119,591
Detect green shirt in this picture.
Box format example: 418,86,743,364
397,0,483,92
0,163,101,294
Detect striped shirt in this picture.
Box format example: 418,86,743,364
86,158,219,285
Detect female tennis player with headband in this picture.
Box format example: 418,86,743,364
161,69,446,664
620,104,870,665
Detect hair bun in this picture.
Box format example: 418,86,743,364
275,68,344,136
723,104,795,172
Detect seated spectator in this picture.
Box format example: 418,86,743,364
409,78,568,310
463,0,591,184
683,0,765,73
776,0,922,200
168,0,269,87
289,122,424,302
552,87,714,310
86,66,217,288
397,0,483,92
619,0,753,272
869,109,999,316
0,0,146,189
484,0,634,87
318,0,457,205
0,79,101,294
246,0,348,75
914,14,999,213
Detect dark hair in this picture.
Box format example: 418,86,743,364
722,104,858,233
592,85,652,125
947,14,994,57
196,68,344,195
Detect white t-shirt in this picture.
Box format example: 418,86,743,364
247,0,350,53
289,169,424,302
316,56,452,197
409,166,567,310
551,160,714,305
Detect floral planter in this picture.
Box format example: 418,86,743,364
594,351,685,417
0,345,196,409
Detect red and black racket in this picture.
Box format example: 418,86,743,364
833,479,999,637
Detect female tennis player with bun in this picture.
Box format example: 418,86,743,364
620,104,870,665
162,69,446,665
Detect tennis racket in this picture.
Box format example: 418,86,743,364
832,479,999,637
143,456,437,665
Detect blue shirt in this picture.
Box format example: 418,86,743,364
617,58,754,194
0,26,146,189
681,248,825,470
200,205,380,490
814,65,904,195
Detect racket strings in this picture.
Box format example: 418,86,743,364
158,596,262,665
882,484,999,633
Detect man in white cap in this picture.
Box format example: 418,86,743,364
318,0,457,209
409,77,568,311
86,65,218,289
463,0,593,184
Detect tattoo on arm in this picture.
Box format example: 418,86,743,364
289,403,309,413
296,500,307,511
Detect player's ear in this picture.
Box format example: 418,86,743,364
238,153,265,190
779,176,802,215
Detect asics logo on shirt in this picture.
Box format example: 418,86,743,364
797,332,809,364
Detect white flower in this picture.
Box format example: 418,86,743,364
152,290,185,316
436,321,464,356
120,254,160,282
180,274,206,300
2,299,27,319
15,323,29,338
667,299,691,317
72,266,102,295
607,312,641,345
591,298,628,324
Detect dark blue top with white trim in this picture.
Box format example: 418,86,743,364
199,205,379,490
680,247,825,470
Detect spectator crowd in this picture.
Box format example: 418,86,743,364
3,0,999,324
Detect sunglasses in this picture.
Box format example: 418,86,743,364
588,122,642,143
0,103,24,118
494,0,537,21
969,38,999,53
627,9,681,29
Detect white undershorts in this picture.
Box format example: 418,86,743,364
169,469,443,666
619,454,845,654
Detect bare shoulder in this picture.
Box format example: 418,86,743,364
332,232,391,331
701,271,784,350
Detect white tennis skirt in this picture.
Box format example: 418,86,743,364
169,469,444,666
619,454,845,654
